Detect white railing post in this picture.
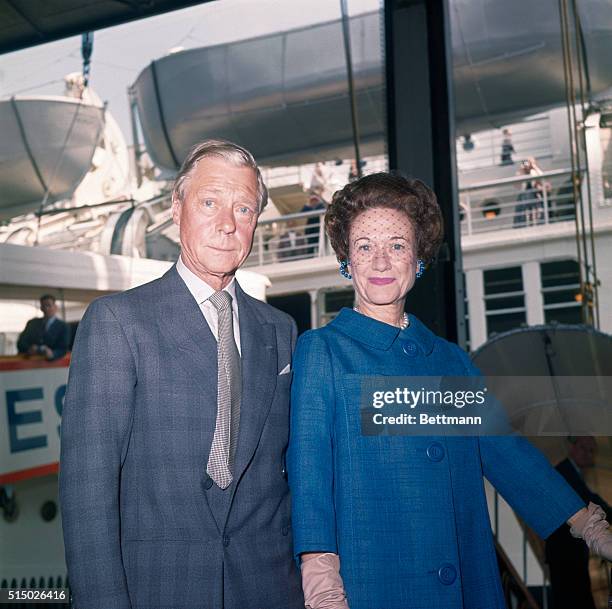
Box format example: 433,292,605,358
466,194,473,236
542,187,549,225
318,211,325,257
257,230,264,266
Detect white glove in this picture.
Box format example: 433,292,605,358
569,502,612,560
301,553,350,609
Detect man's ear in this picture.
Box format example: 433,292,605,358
171,195,181,226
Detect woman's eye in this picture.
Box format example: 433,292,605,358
392,243,405,251
358,244,370,251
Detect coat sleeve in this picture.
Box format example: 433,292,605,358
16,319,36,353
59,299,135,609
451,344,586,539
479,436,585,539
287,331,338,559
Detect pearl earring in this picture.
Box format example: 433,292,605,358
339,260,352,280
416,259,425,278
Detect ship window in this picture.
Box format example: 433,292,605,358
483,266,526,337
267,292,311,336
320,288,355,327
540,259,582,324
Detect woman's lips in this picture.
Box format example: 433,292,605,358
368,277,395,285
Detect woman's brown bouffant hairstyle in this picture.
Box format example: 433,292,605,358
324,172,444,265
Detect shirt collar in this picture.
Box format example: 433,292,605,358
329,307,435,354
176,255,237,305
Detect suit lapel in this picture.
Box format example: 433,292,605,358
232,281,277,484
155,265,223,530
155,264,218,435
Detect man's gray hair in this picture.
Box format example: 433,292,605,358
172,139,268,212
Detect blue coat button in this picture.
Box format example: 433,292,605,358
203,476,214,490
426,442,445,462
438,563,456,585
402,340,418,356
223,535,231,547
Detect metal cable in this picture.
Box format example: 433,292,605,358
558,0,588,323
340,0,363,178
570,0,600,327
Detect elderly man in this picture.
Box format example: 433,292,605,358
59,140,304,609
546,437,612,609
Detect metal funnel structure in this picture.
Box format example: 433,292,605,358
131,1,612,171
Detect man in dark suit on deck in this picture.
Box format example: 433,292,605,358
545,436,611,609
17,294,70,360
59,140,303,609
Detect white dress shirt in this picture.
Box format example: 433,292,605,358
44,315,57,332
176,256,242,355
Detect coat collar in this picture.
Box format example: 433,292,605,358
329,307,435,355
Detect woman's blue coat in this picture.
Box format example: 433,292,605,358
287,308,584,609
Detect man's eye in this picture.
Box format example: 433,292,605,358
237,206,253,215
202,199,215,208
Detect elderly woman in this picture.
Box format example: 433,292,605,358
286,173,611,609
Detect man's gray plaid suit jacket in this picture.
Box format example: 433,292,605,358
59,264,304,609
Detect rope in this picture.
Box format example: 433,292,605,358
570,0,600,327
558,0,600,327
558,0,589,324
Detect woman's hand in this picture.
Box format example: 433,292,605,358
301,552,350,609
568,502,612,560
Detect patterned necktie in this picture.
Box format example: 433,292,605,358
206,290,241,489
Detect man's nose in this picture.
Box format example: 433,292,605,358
217,207,236,233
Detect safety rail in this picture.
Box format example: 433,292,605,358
243,168,580,269
491,486,551,609
243,208,332,268
459,169,578,236
260,157,390,191
456,115,553,173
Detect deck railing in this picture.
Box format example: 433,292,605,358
456,115,553,173
244,168,580,269
459,168,578,236
243,208,332,268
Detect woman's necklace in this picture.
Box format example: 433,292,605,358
353,306,409,330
